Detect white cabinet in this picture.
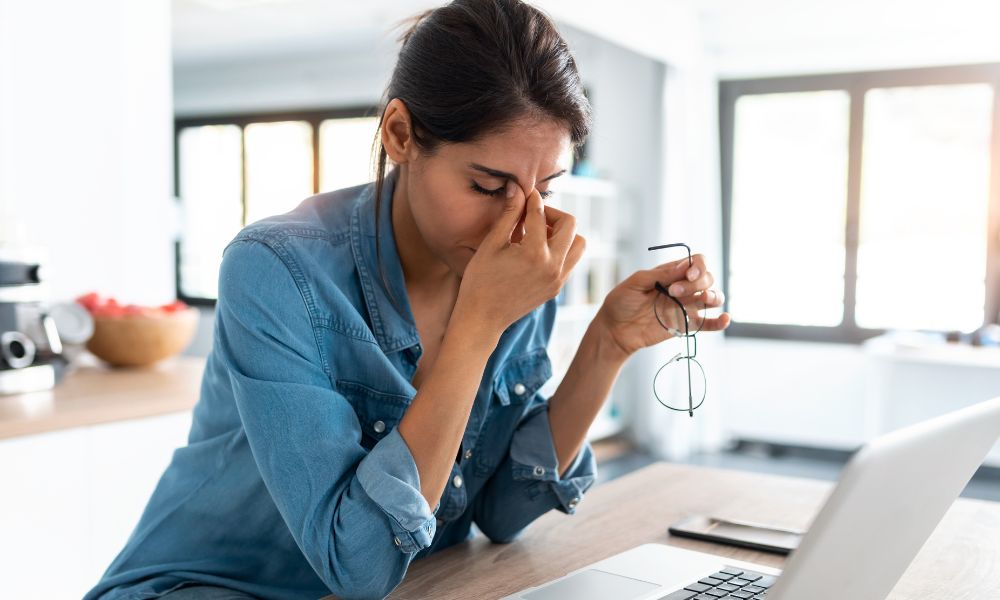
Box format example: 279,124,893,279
863,336,1000,466
0,411,192,599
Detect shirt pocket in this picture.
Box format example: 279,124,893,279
492,346,553,407
335,379,411,450
474,347,554,477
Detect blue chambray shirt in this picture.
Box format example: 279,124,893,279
84,166,597,600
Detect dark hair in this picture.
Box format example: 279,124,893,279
370,0,592,314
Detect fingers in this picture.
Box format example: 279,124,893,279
625,253,720,301
666,255,713,297
544,204,577,260
484,181,527,249
697,312,732,332
678,288,725,309
521,187,548,248
562,233,586,275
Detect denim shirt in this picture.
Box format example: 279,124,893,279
84,167,597,600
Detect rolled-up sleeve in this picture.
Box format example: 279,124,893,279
356,427,437,553
217,238,434,600
473,399,597,544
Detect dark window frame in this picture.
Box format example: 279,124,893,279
720,63,1000,344
173,105,379,306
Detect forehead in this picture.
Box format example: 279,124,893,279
440,117,572,172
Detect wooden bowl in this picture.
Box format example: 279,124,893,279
85,307,199,367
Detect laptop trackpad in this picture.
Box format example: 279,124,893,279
521,568,660,600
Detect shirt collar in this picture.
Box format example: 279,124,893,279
350,167,422,354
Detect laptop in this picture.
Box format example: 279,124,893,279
503,395,1000,600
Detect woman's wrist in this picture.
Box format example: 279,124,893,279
446,298,505,353
590,306,633,367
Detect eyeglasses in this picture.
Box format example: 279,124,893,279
648,242,709,417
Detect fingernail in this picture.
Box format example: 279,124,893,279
506,181,515,199
687,268,699,281
670,284,684,296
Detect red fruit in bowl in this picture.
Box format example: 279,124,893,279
87,299,200,367
161,300,188,313
101,305,126,318
123,304,147,316
76,292,103,313
74,292,190,320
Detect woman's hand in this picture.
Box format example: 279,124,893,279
456,181,586,335
594,254,731,359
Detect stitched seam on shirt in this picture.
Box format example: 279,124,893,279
234,231,379,345
235,225,349,244
314,318,380,345
349,200,387,346
246,238,332,378
230,236,388,361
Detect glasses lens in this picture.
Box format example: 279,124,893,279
653,288,713,337
653,354,707,413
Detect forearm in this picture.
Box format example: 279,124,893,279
397,302,502,510
548,311,629,478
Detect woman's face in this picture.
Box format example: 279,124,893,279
385,103,572,279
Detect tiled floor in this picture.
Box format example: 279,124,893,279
593,438,1000,502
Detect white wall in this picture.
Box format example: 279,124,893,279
174,46,396,117
0,0,176,306
720,339,872,449
699,0,1000,78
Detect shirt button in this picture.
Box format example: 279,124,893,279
533,465,545,477
513,382,527,395
393,536,401,547
463,449,473,460
452,474,463,488
373,420,386,434
568,497,580,509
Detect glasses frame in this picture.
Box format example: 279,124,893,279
648,242,708,417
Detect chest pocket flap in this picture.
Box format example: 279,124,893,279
335,379,411,443
493,347,553,406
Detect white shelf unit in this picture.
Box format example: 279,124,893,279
539,174,625,442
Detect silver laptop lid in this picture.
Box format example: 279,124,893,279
770,395,1000,599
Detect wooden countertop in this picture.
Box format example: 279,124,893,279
379,462,1000,600
0,354,205,440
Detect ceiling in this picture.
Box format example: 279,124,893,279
172,0,1000,76
172,0,439,65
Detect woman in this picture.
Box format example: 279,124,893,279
85,1,729,599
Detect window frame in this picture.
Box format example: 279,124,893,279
719,63,1000,344
173,105,379,306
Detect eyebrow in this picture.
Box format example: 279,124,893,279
468,163,567,185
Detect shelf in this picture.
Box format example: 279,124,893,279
551,174,617,199
863,336,1000,369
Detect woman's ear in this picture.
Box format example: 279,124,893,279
381,98,419,164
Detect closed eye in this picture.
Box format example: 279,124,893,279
470,181,553,199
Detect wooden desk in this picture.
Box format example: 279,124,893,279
0,354,205,440
385,462,1000,599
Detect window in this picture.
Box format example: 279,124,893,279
730,90,851,328
173,108,379,304
720,65,1000,343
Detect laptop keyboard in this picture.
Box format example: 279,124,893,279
657,566,777,599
